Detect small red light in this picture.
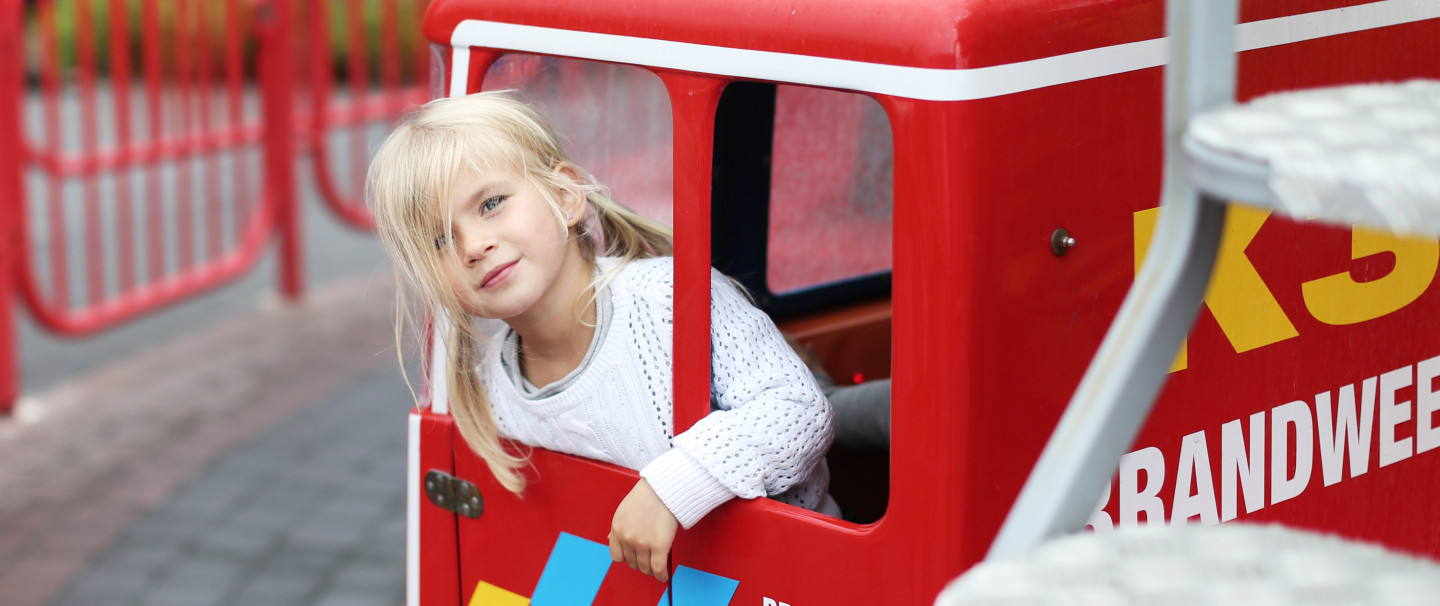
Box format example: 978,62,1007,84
852,372,865,384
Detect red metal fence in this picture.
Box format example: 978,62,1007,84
0,0,432,412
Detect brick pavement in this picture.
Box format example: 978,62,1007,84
0,274,413,606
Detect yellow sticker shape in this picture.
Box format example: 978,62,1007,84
469,580,530,606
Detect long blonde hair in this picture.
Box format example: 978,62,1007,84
367,91,673,492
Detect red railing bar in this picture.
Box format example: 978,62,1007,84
226,0,248,247
23,125,266,177
77,0,104,306
39,0,68,308
196,0,220,260
258,0,302,299
346,1,369,219
17,203,274,337
305,0,387,231
143,0,164,285
175,0,194,273
110,0,136,292
2,0,25,411
313,88,428,125
381,0,401,93
412,1,429,88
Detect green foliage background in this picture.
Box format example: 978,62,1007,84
34,0,429,81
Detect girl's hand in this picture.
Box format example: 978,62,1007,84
608,479,679,582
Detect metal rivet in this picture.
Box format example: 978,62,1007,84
1051,228,1077,257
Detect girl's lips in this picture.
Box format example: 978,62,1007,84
480,260,517,289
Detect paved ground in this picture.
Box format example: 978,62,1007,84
0,273,413,606
1,76,417,606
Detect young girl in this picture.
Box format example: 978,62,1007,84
368,91,837,583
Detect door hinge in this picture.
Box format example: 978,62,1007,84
424,470,483,518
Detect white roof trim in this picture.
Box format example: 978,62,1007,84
448,0,1438,101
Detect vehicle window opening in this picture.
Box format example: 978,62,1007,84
483,55,675,223
712,82,894,524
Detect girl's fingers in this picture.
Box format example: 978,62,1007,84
634,546,653,576
622,543,639,571
650,549,669,583
608,533,624,563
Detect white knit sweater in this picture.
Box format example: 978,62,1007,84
476,257,835,528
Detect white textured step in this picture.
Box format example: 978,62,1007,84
1185,80,1440,235
939,524,1440,605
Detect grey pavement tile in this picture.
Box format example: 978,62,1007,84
205,452,283,481
106,533,188,567
220,507,291,533
313,585,404,606
241,500,322,530
263,546,345,575
312,494,394,525
264,416,335,439
331,561,405,593
143,584,227,606
50,569,149,606
227,500,311,530
153,556,247,592
286,522,370,552
372,516,405,542
171,467,257,498
49,590,136,606
85,549,174,582
125,511,211,543
230,441,316,467
230,570,323,605
308,451,373,475
357,524,405,561
166,482,253,519
194,525,278,557
253,480,331,509
274,465,346,489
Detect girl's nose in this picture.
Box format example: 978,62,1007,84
462,237,494,267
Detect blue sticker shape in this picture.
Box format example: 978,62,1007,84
656,565,740,606
530,532,612,606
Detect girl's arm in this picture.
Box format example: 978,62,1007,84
638,268,835,528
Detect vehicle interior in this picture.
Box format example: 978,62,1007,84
711,81,894,524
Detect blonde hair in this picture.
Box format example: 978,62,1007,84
367,91,673,493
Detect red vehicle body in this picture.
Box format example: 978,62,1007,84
405,1,1440,604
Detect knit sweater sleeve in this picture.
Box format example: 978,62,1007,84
640,268,834,528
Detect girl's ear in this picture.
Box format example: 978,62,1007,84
552,163,587,227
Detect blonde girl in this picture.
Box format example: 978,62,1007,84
368,91,835,583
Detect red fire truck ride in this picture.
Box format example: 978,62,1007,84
404,1,1440,604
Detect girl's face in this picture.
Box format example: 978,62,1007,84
441,164,584,322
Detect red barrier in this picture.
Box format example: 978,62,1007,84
0,0,435,411
0,0,22,409
306,0,431,231
18,0,281,330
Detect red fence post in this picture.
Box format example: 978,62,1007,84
260,0,303,300
0,0,22,413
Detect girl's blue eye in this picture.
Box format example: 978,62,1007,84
480,195,505,215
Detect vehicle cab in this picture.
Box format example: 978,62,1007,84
406,1,1440,604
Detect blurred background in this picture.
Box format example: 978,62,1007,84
0,1,431,604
